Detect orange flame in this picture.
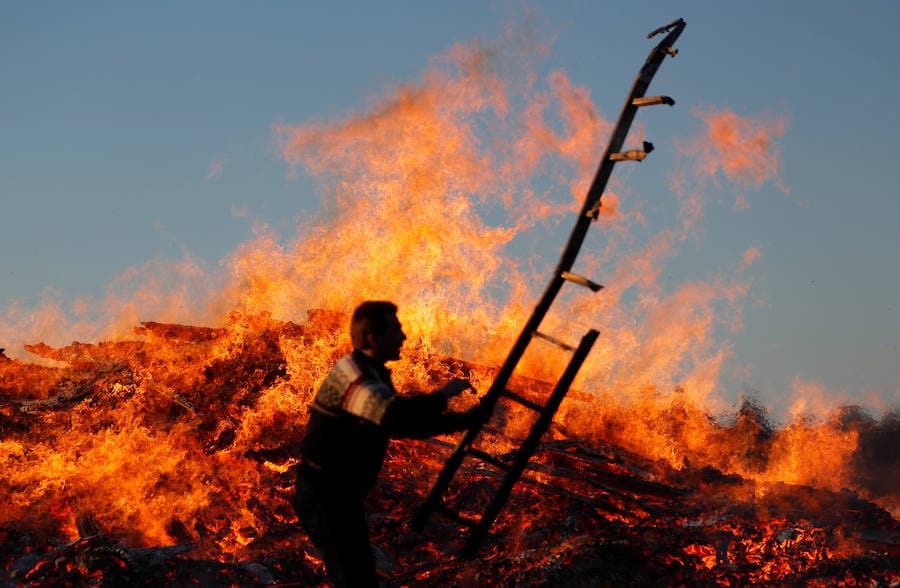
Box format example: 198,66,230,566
2,29,894,556
680,107,788,189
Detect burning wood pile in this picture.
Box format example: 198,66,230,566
1,312,897,586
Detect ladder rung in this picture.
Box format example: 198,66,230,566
632,95,674,107
532,331,576,352
498,389,543,413
561,271,603,292
609,150,647,162
433,503,477,528
610,141,655,162
469,448,512,471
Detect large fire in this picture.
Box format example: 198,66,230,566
1,24,897,586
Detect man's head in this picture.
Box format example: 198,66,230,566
350,300,406,363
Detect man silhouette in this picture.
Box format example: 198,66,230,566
293,300,488,586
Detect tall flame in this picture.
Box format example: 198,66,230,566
1,28,894,554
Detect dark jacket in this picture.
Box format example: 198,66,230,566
300,350,471,498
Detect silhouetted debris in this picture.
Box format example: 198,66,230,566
0,315,897,586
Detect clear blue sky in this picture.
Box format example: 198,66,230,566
2,2,898,419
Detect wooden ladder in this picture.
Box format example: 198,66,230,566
412,18,687,557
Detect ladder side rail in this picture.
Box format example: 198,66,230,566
582,18,685,220
461,330,600,557
485,18,686,411
412,275,567,529
413,18,685,531
411,392,505,528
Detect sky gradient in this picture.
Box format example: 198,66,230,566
2,2,898,421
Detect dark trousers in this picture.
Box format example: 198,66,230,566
292,468,378,587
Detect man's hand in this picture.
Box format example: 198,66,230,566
437,378,476,399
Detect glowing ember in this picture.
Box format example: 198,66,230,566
1,316,897,585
